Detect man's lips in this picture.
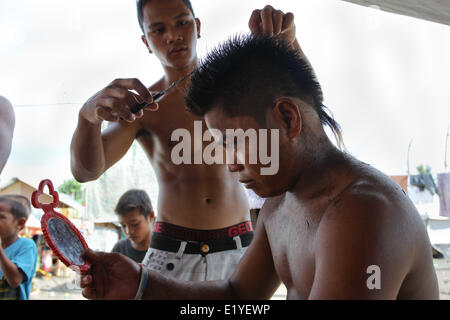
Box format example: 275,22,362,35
239,179,256,188
169,47,188,55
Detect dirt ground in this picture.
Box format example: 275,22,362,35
29,258,450,300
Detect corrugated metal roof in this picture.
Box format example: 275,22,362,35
340,0,450,25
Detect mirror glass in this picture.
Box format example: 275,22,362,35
47,217,85,265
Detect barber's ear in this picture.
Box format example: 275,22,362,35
141,35,152,54
274,98,302,140
195,18,201,39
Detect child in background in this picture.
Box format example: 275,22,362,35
111,190,154,263
0,195,38,300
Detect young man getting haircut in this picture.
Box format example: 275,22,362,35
80,35,439,300
71,1,300,282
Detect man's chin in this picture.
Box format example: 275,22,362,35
165,55,194,69
252,186,284,199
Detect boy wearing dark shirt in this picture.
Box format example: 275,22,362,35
111,190,154,263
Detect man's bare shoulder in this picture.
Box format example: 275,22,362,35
148,77,166,93
320,170,410,231
315,165,425,267
0,95,14,112
310,167,435,299
0,96,15,124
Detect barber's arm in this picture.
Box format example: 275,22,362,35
70,78,157,182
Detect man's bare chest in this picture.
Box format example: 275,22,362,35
263,201,321,299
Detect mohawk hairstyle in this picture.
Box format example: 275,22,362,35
136,0,195,34
185,34,343,148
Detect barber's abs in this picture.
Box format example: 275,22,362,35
156,176,250,230
136,103,250,229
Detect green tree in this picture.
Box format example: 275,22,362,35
416,164,432,175
58,179,86,205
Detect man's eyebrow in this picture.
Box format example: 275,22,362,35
173,12,190,19
149,21,164,28
149,13,190,28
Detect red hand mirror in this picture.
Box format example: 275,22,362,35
31,179,90,273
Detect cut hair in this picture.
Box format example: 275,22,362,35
115,189,153,217
0,195,31,220
185,34,343,148
136,0,195,34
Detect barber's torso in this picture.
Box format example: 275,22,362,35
135,86,250,229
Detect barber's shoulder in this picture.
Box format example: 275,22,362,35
148,78,165,93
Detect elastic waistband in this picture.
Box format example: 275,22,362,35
150,232,254,255
152,221,253,242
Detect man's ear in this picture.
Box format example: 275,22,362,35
273,98,302,140
195,18,201,39
141,35,152,54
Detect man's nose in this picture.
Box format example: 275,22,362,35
166,28,183,43
227,163,244,172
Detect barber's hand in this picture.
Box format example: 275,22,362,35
249,5,296,47
80,249,141,300
80,78,159,125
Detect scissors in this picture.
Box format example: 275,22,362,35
126,70,195,116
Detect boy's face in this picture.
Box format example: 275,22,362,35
0,202,25,240
119,208,152,245
141,0,200,69
204,106,294,198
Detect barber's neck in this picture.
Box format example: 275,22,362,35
162,58,198,86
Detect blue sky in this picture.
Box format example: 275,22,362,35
0,0,449,189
